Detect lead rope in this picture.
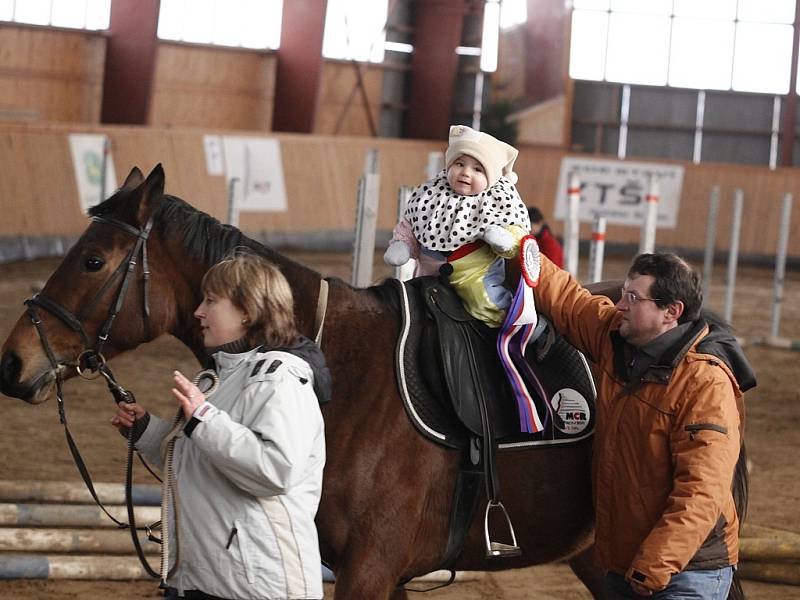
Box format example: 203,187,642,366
158,411,185,586
155,370,218,586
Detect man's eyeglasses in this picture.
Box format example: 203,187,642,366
620,289,661,305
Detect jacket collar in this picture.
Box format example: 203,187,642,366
612,318,707,387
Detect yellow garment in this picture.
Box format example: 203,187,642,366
448,225,527,328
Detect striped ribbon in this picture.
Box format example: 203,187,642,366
497,236,547,433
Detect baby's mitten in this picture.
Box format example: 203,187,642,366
384,240,412,266
482,224,514,253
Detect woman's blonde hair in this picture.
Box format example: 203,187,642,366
201,249,298,349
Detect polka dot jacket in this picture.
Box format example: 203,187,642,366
404,170,531,252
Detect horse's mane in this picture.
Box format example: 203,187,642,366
88,187,331,282
91,188,268,266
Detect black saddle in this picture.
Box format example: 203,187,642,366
393,276,596,451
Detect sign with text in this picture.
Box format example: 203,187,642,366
222,136,288,214
554,157,684,228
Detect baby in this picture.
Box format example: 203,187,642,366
385,125,530,327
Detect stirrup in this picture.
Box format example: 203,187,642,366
484,500,521,559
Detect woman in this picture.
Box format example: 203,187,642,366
111,249,330,600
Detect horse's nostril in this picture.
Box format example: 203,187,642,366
0,351,22,387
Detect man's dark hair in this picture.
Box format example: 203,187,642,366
628,253,703,323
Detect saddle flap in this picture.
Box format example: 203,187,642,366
419,278,518,438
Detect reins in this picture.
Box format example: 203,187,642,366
24,214,162,579
25,213,332,584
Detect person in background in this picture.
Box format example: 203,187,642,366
531,249,752,600
384,125,530,327
111,249,330,600
527,206,563,268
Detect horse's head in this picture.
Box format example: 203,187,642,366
0,164,178,404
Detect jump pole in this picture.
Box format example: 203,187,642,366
0,554,150,580
0,527,159,554
0,480,161,506
587,215,607,283
723,189,744,325
351,149,381,287
0,502,159,528
564,172,580,277
702,186,720,306
639,176,659,254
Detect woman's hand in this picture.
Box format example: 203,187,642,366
111,401,147,430
172,370,205,421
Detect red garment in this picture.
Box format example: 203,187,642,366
535,227,563,268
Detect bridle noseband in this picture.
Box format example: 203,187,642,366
25,214,154,384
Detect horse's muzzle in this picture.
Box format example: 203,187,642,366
0,349,51,403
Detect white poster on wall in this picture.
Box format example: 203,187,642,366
222,137,288,225
203,135,225,176
69,134,118,213
554,157,684,228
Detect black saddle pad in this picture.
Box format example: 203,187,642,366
393,277,597,451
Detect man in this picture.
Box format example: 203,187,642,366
533,251,753,599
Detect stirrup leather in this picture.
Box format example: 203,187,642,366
484,500,521,558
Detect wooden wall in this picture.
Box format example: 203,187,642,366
1,122,799,262
0,25,105,123
313,60,384,136
149,43,277,131
0,25,386,136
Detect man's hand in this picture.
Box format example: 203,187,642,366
629,580,653,596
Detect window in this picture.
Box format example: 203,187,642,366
157,0,282,49
322,0,388,62
569,0,797,95
0,0,110,30
500,0,527,29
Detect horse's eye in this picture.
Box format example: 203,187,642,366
83,256,105,272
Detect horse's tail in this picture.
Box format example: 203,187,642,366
727,442,749,600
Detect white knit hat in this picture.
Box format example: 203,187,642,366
444,125,519,187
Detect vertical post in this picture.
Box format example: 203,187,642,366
723,189,744,325
564,172,581,277
351,149,381,287
227,178,240,227
770,193,793,338
639,175,659,254
427,152,445,179
99,136,109,204
587,216,607,283
394,186,416,282
702,186,720,306
472,71,485,130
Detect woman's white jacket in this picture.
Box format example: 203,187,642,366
136,346,326,600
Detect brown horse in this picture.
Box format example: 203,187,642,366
0,164,615,598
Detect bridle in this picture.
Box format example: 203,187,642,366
24,213,161,578
25,214,154,380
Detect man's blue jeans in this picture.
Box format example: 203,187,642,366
605,567,734,600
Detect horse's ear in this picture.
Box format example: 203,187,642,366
136,164,166,225
121,167,145,190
